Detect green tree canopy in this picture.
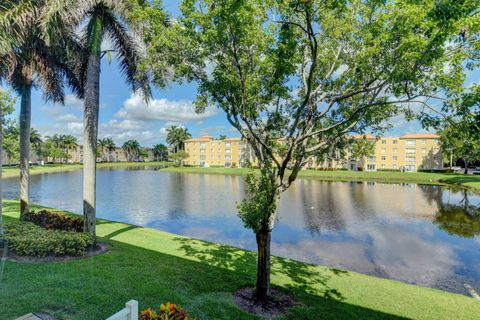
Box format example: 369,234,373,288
141,0,479,303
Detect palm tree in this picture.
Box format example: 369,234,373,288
0,2,81,219
61,134,78,160
103,138,116,162
98,137,116,162
122,139,141,162
30,128,43,161
0,88,15,242
152,143,168,161
42,0,152,237
166,126,191,153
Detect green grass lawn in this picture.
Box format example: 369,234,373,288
161,166,480,191
1,200,479,319
3,163,479,191
1,161,172,179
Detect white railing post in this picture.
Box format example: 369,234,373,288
126,300,138,320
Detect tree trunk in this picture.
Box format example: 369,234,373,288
19,83,32,219
464,158,469,174
0,102,4,242
83,52,101,238
255,229,272,303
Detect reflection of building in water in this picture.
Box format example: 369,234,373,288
282,181,443,235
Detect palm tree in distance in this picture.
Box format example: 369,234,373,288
153,143,168,161
122,140,141,162
103,138,116,162
0,1,81,219
166,126,191,153
30,128,43,161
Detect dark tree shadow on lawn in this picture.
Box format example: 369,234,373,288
172,237,348,302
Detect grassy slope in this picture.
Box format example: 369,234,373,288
1,201,479,320
161,166,480,191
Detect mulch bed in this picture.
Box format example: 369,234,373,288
233,286,296,318
0,243,110,263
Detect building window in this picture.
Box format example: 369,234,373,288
422,139,426,145
200,142,206,147
406,148,416,154
381,164,386,169
393,148,397,153
200,155,206,160
218,155,221,159
194,149,197,153
368,156,375,162
218,149,222,152
367,164,376,171
211,142,214,146
225,142,231,147
406,157,416,162
406,140,416,146
225,149,231,153
393,140,398,144
382,140,386,144
393,164,397,169
381,156,386,161
194,143,198,146
393,156,398,161
225,155,232,160
200,149,205,153
210,155,214,158
421,156,426,161
381,148,386,153
210,148,214,152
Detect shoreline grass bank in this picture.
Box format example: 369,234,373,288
1,200,480,319
2,162,480,191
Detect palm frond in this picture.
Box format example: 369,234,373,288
102,8,151,100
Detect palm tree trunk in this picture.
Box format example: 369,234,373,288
19,83,32,219
83,52,101,238
0,102,4,242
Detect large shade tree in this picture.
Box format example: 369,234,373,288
0,0,81,219
144,0,478,303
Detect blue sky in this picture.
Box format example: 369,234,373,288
2,3,479,148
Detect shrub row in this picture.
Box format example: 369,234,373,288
418,169,454,173
4,221,94,257
24,209,84,232
377,169,401,172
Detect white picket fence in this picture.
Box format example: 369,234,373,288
106,300,138,320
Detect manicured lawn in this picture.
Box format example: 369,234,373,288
1,200,479,319
1,161,172,179
161,166,480,191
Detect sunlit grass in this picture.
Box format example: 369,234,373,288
1,200,479,319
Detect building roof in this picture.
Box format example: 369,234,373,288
399,133,439,139
352,134,377,140
185,136,242,142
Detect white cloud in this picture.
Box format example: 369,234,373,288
56,113,80,122
116,93,218,122
67,122,83,133
64,94,84,109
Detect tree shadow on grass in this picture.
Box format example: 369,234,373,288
172,237,349,302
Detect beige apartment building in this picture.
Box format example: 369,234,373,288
184,136,246,167
347,133,442,172
185,133,443,172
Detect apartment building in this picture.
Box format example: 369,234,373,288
348,133,442,172
184,136,246,167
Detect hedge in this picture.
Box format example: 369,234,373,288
4,221,94,257
24,209,84,232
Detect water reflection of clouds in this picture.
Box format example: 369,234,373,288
4,170,480,295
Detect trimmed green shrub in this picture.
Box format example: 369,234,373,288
4,221,94,257
24,209,84,232
141,303,195,320
377,169,401,172
418,169,454,173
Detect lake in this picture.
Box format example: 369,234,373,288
3,166,480,296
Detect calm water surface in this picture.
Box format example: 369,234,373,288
3,167,480,296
